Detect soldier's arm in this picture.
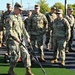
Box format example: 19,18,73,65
43,15,48,32
5,16,13,36
22,22,30,40
64,18,71,41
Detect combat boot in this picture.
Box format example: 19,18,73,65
50,59,58,63
40,56,45,62
0,43,2,47
25,67,34,75
61,61,65,66
8,67,16,75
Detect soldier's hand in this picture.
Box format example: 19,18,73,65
16,39,21,43
26,38,30,43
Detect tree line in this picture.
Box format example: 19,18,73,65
38,0,75,17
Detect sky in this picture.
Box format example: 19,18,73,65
0,0,75,10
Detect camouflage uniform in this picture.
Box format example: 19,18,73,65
65,8,74,51
29,5,48,60
0,19,3,47
45,7,57,49
1,3,13,46
51,9,70,66
6,13,31,68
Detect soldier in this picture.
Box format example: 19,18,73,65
24,11,32,31
50,9,70,66
1,3,13,46
45,6,57,50
29,4,48,61
65,8,75,52
5,2,34,75
0,17,3,47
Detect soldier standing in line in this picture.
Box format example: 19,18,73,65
6,2,34,75
29,4,48,61
1,3,13,46
45,7,57,50
65,8,75,52
50,9,70,66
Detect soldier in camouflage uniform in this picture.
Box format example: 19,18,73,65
65,8,75,52
6,2,34,75
50,9,70,66
1,3,13,46
45,7,57,50
0,18,3,47
29,4,48,61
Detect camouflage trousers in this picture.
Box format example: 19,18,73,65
53,38,67,61
7,40,31,68
45,30,53,49
30,34,44,57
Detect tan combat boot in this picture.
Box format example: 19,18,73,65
25,67,34,75
40,56,45,61
0,43,2,47
8,67,16,75
50,59,58,63
61,61,65,66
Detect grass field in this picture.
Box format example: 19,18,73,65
0,57,75,75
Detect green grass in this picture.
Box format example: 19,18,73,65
0,57,75,75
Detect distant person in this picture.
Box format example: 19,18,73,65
50,9,70,66
65,8,75,52
5,2,34,75
45,7,57,50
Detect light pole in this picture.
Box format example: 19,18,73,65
65,0,67,15
21,0,22,5
12,0,14,7
27,3,30,10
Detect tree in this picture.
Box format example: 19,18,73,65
53,2,65,15
53,2,65,10
37,0,50,14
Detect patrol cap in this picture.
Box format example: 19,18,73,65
7,3,11,6
68,8,73,12
14,2,23,10
51,7,56,10
35,4,40,9
56,9,63,14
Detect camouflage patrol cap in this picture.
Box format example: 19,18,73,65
7,3,11,6
56,9,63,14
68,8,73,12
35,4,40,9
51,7,56,10
14,2,23,10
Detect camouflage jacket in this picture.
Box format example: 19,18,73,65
29,12,48,35
1,10,13,27
46,12,57,30
6,12,30,41
65,14,74,27
53,18,71,41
